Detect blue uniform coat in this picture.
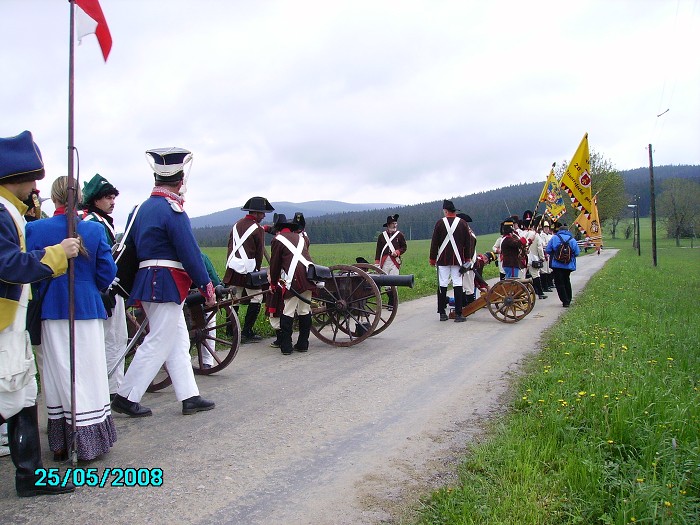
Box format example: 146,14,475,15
127,195,210,305
26,214,116,320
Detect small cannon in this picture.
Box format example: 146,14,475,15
121,262,414,391
309,264,414,347
449,278,536,323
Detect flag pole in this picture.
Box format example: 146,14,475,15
532,162,556,222
67,0,79,466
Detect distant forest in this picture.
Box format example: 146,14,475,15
193,165,699,246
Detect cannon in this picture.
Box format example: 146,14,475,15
449,278,536,323
120,263,414,391
309,264,414,347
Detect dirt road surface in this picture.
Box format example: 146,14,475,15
0,249,616,524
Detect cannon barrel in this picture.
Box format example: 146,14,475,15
369,273,414,288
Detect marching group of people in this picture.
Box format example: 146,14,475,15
1,129,580,499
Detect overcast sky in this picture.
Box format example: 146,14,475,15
3,0,699,228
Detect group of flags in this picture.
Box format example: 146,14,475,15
537,133,602,250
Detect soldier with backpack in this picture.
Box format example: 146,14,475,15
545,222,581,308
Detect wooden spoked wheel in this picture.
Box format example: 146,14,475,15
187,301,240,375
310,265,382,347
352,263,398,336
486,279,533,323
124,296,242,392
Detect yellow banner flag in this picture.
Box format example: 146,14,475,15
560,133,592,219
574,194,603,252
540,167,567,220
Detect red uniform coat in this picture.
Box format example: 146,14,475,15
429,215,470,266
269,230,316,297
222,215,265,288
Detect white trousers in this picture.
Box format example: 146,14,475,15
117,301,198,403
437,265,462,287
235,287,263,304
380,258,400,276
283,291,313,317
462,270,475,294
104,295,127,394
201,312,217,367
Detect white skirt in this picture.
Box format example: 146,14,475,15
42,319,116,460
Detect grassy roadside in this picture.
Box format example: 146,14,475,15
413,240,699,524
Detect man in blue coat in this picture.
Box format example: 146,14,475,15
0,130,79,496
112,147,216,417
545,222,581,308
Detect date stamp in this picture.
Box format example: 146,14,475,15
34,467,163,488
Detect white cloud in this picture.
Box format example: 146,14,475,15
2,0,698,229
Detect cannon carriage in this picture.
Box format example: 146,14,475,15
120,263,414,391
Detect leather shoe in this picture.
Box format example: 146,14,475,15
182,396,215,415
454,316,466,323
538,294,548,300
111,394,152,417
439,313,448,321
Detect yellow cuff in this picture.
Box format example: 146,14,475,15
40,245,69,277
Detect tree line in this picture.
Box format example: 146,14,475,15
193,164,699,246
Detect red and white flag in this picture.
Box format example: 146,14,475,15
75,0,112,61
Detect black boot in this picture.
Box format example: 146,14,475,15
438,286,448,321
270,329,282,348
7,405,74,497
386,291,395,311
241,303,262,343
453,286,466,322
294,314,312,352
533,277,547,300
279,315,294,355
226,305,239,336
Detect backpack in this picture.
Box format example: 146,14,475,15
554,233,572,264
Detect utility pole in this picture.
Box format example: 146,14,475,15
648,144,658,267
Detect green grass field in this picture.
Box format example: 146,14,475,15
411,227,700,524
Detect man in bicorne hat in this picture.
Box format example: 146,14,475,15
523,214,548,300
81,173,127,397
222,196,274,343
429,199,470,322
0,130,79,496
268,213,317,355
374,214,407,310
112,147,216,418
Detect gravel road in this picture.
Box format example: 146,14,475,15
0,249,616,524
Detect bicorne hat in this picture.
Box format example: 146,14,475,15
272,213,298,231
146,147,193,182
241,196,275,213
383,214,399,227
292,211,306,230
456,212,473,223
82,173,119,205
442,199,458,212
0,131,45,183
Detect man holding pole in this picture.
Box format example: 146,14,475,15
0,131,79,496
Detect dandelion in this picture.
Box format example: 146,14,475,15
578,391,587,397
636,478,644,483
667,357,674,361
621,345,628,350
607,440,614,444
664,501,672,508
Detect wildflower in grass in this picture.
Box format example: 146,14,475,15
578,391,587,396
607,440,614,444
664,501,672,507
636,478,644,483
621,345,628,350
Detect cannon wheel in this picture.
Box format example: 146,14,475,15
352,263,398,336
523,281,536,315
190,302,241,375
486,279,533,323
124,300,241,392
310,264,382,347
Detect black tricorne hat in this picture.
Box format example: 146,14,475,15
272,213,298,231
442,199,458,212
241,196,275,213
383,214,399,227
456,212,472,223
